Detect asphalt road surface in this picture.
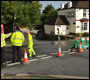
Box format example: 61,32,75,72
1,35,89,78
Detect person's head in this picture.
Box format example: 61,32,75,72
27,31,30,35
15,26,20,31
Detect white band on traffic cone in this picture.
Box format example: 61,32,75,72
59,47,61,52
24,52,28,58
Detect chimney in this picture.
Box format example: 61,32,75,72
68,2,72,8
61,3,64,9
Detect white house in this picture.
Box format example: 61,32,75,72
44,1,89,36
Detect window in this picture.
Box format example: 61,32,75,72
67,25,69,29
81,23,83,30
84,23,87,30
83,9,86,17
81,22,88,30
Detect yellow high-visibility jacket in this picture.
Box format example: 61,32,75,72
27,34,33,46
1,33,12,48
10,31,24,46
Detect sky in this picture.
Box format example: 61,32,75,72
39,1,69,13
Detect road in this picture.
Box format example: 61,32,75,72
1,34,89,79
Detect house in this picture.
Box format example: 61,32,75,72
44,1,89,36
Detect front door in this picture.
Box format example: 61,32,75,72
62,26,66,35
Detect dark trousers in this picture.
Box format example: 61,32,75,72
12,46,22,62
1,46,6,64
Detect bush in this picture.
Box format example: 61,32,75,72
77,33,83,37
83,32,89,37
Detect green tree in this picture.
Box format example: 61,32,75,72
16,1,42,29
38,4,57,34
1,1,42,33
42,4,57,24
1,1,14,33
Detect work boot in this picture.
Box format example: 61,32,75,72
29,54,32,58
32,55,36,57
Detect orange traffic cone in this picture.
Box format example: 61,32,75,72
58,44,62,56
78,42,83,52
24,49,29,64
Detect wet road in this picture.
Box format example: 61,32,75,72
1,37,89,78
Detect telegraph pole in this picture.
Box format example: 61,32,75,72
13,13,16,32
58,29,61,45
13,1,16,32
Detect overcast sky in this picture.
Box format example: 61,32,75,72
39,1,69,13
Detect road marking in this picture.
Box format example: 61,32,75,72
30,59,38,62
6,61,11,64
51,50,71,54
6,59,38,66
41,56,52,59
68,49,71,51
51,53,65,56
67,52,75,54
37,55,47,57
51,53,57,54
6,62,20,66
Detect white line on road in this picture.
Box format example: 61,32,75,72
6,59,38,66
6,61,11,64
51,53,65,56
37,55,47,57
41,56,52,59
67,52,75,54
6,62,20,66
51,50,71,54
51,53,57,54
29,59,38,62
63,50,70,53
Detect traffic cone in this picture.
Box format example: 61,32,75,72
24,49,29,64
58,44,62,56
78,42,83,52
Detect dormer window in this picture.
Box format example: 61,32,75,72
83,9,86,17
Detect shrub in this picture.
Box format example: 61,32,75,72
83,32,89,37
77,33,82,37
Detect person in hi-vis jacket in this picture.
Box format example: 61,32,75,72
1,29,12,65
27,31,36,58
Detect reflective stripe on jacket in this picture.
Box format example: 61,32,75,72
1,33,12,47
10,31,24,46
